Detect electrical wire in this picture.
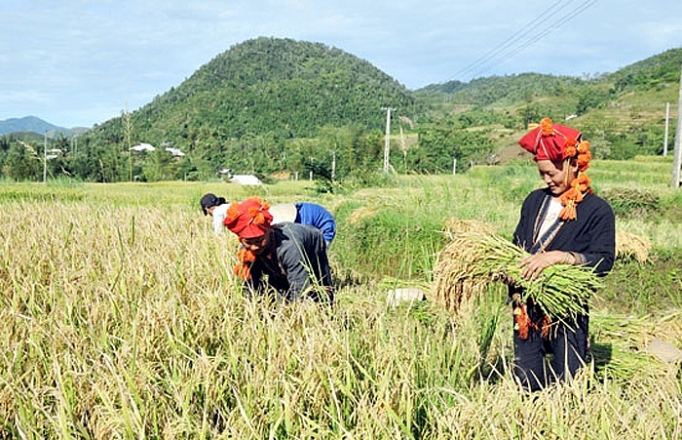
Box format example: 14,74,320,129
449,0,598,81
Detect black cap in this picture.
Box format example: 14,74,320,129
200,193,219,215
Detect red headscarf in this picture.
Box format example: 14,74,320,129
223,197,273,280
224,197,273,239
518,118,594,220
518,118,583,162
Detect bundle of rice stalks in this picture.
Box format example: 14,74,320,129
601,187,659,217
431,233,493,316
591,312,650,347
442,218,496,239
615,230,650,264
431,231,603,322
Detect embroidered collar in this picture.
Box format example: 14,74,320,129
530,194,565,254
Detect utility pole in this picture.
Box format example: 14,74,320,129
381,107,394,173
43,131,47,183
664,102,670,156
123,107,133,181
672,69,682,189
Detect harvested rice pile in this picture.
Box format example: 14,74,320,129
431,231,602,322
615,230,650,264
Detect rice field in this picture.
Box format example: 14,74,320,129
0,162,680,439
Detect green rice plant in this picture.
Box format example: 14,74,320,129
478,233,601,318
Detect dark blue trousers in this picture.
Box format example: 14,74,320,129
512,304,589,392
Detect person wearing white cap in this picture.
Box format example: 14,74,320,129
268,202,336,248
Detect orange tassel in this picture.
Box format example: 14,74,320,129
577,151,592,172
577,140,590,154
237,247,256,263
233,263,252,280
540,118,554,136
564,137,577,159
514,304,531,340
559,173,591,221
235,247,257,280
226,202,240,223
514,304,552,340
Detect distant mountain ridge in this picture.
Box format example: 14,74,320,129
0,116,84,137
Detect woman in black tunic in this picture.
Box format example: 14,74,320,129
510,117,616,391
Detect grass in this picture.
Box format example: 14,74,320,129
0,162,680,438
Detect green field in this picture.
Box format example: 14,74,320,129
1,159,680,438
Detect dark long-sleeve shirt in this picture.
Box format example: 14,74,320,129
246,222,333,302
513,188,616,275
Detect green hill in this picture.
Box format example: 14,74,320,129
87,37,423,146
415,48,682,162
71,37,427,182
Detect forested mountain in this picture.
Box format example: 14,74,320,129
414,47,682,162
86,37,423,152
416,73,588,107
0,116,74,137
416,47,682,109
1,40,680,184
66,37,425,183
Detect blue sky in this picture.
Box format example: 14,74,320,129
1,0,681,128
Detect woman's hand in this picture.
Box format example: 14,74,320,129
519,250,571,280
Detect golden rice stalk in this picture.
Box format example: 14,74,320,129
430,233,492,316
615,230,650,264
590,312,677,381
431,231,602,322
346,206,378,225
442,218,496,239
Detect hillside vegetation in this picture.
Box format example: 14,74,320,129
417,48,682,161
0,40,681,183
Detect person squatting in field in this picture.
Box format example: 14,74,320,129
223,197,334,304
268,202,337,248
508,117,616,391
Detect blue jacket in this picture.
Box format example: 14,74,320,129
296,202,336,244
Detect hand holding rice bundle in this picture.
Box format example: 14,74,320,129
431,230,602,323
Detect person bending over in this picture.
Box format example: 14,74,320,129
224,197,334,304
269,202,336,248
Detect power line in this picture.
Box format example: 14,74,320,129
452,0,568,80
483,0,598,77
450,0,598,81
